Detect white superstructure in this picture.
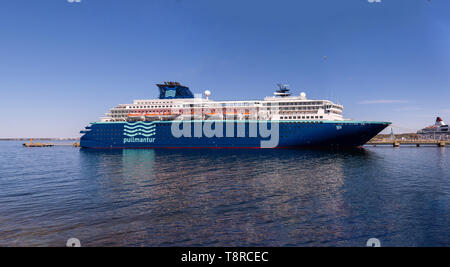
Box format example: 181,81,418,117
101,84,344,122
417,117,450,139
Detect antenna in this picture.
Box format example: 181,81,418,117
277,84,289,90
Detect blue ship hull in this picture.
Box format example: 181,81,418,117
80,120,390,148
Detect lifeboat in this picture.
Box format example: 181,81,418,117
127,113,145,121
205,112,223,120
223,111,252,120
144,112,181,121
143,113,160,121
179,113,203,120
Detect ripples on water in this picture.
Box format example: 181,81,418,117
0,141,449,246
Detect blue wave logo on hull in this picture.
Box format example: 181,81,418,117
124,122,156,137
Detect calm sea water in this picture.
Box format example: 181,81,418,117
0,141,449,247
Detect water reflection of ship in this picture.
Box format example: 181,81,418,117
142,149,373,245
79,148,376,245
79,148,157,200
121,149,156,178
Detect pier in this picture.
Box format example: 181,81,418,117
368,140,448,147
22,139,80,148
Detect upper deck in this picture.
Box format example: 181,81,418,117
101,82,345,122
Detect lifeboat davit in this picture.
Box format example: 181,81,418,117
127,113,145,121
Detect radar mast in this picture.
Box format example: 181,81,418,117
274,84,291,97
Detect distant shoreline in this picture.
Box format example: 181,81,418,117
0,138,80,141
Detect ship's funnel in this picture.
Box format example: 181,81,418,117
156,82,194,99
435,117,445,126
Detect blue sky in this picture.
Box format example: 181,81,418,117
0,0,449,137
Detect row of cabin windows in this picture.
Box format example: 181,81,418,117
219,102,259,107
112,109,173,114
279,106,320,111
280,116,323,120
131,105,177,109
136,101,173,105
114,106,337,113
94,129,120,131
263,102,343,111
279,102,323,106
264,102,324,106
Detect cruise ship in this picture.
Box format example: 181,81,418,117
417,117,450,139
79,82,390,148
